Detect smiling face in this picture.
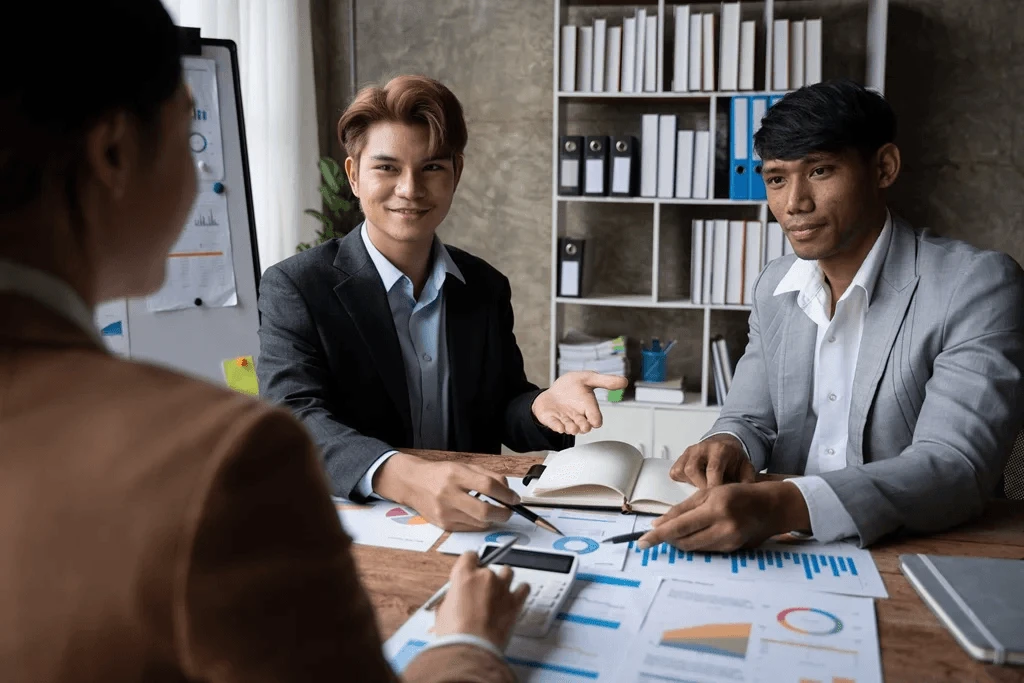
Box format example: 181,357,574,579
762,145,897,266
345,121,463,252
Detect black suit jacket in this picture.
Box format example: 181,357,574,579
256,228,572,499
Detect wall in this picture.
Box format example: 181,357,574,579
312,0,1024,388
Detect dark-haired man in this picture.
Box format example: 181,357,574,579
640,79,1024,551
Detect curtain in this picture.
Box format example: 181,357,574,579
162,0,320,270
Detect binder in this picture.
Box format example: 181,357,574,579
749,96,769,200
583,135,610,196
692,130,710,199
719,2,741,92
772,19,789,90
577,25,593,93
610,136,639,196
765,221,785,263
691,219,704,304
606,26,622,93
634,9,647,93
674,130,695,199
702,13,716,91
557,237,586,298
688,13,702,92
702,221,714,304
643,14,657,92
726,220,745,304
742,221,762,304
672,5,690,92
739,20,755,91
557,135,583,196
711,220,729,305
593,19,607,92
657,115,677,198
640,114,659,197
789,20,805,89
622,17,637,93
729,96,750,200
560,25,576,92
805,18,823,85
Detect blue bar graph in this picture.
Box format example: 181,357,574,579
626,541,865,584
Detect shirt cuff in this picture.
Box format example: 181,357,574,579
418,633,506,663
785,476,858,543
355,450,398,500
703,430,752,460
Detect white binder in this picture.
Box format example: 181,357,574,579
674,130,695,199
688,13,702,92
622,17,637,93
606,26,622,92
743,221,763,304
657,115,677,198
577,25,593,93
702,13,715,91
640,114,659,197
719,2,741,92
692,130,710,199
560,25,576,92
805,18,823,85
789,20,805,89
593,19,607,92
739,20,756,90
644,14,658,91
672,5,690,92
634,9,647,93
772,19,789,90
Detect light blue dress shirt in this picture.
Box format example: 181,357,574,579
355,223,465,498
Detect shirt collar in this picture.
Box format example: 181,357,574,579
360,221,465,294
773,210,893,307
0,259,104,346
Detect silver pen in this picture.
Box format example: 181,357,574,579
423,536,519,611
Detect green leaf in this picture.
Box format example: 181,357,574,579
320,157,343,193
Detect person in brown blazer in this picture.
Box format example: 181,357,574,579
0,3,527,682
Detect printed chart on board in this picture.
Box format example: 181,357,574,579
438,507,637,571
617,577,882,683
333,498,445,552
623,519,887,598
386,570,661,682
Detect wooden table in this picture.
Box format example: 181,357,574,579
352,450,1024,682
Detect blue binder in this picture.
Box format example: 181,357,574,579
749,96,769,200
729,96,750,200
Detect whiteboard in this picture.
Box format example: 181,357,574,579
103,39,261,384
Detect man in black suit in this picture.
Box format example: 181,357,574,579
257,75,626,530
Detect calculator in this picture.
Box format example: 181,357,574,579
479,542,579,638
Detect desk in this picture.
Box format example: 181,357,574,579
352,450,1024,682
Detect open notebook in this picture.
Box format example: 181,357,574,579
520,441,698,514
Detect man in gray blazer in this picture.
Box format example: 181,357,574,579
639,80,1024,550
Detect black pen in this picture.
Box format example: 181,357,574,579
602,530,647,544
473,492,564,536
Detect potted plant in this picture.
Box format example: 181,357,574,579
298,156,358,251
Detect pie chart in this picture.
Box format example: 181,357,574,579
386,507,429,526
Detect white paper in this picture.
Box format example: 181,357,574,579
333,497,445,552
439,506,637,571
183,57,224,181
624,522,888,599
147,192,237,312
617,578,881,683
385,570,661,681
94,299,130,357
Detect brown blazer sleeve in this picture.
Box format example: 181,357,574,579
175,406,514,683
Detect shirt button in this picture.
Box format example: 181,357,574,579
828,335,836,343
826,447,835,456
828,392,837,402
423,353,432,362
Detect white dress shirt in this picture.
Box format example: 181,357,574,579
774,212,893,542
354,223,465,499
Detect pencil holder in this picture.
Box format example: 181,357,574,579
641,349,667,383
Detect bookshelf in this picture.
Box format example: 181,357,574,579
549,0,889,457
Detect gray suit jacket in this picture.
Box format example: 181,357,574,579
711,215,1024,546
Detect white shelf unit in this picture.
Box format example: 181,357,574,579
549,0,889,456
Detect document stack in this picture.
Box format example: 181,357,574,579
690,220,791,306
557,331,628,401
560,7,659,93
710,336,733,405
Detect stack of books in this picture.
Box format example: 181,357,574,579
635,377,686,405
557,331,627,401
710,336,733,405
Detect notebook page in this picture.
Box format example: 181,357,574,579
531,441,644,498
629,458,699,507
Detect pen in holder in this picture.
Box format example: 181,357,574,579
641,338,676,383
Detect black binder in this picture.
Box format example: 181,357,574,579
583,135,609,196
557,135,583,196
609,135,639,196
557,237,586,298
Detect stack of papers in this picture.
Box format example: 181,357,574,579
558,330,627,399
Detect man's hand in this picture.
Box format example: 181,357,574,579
531,371,629,435
373,453,518,531
637,482,811,552
434,553,531,650
670,433,755,488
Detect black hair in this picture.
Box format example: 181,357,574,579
753,79,897,162
0,1,183,214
